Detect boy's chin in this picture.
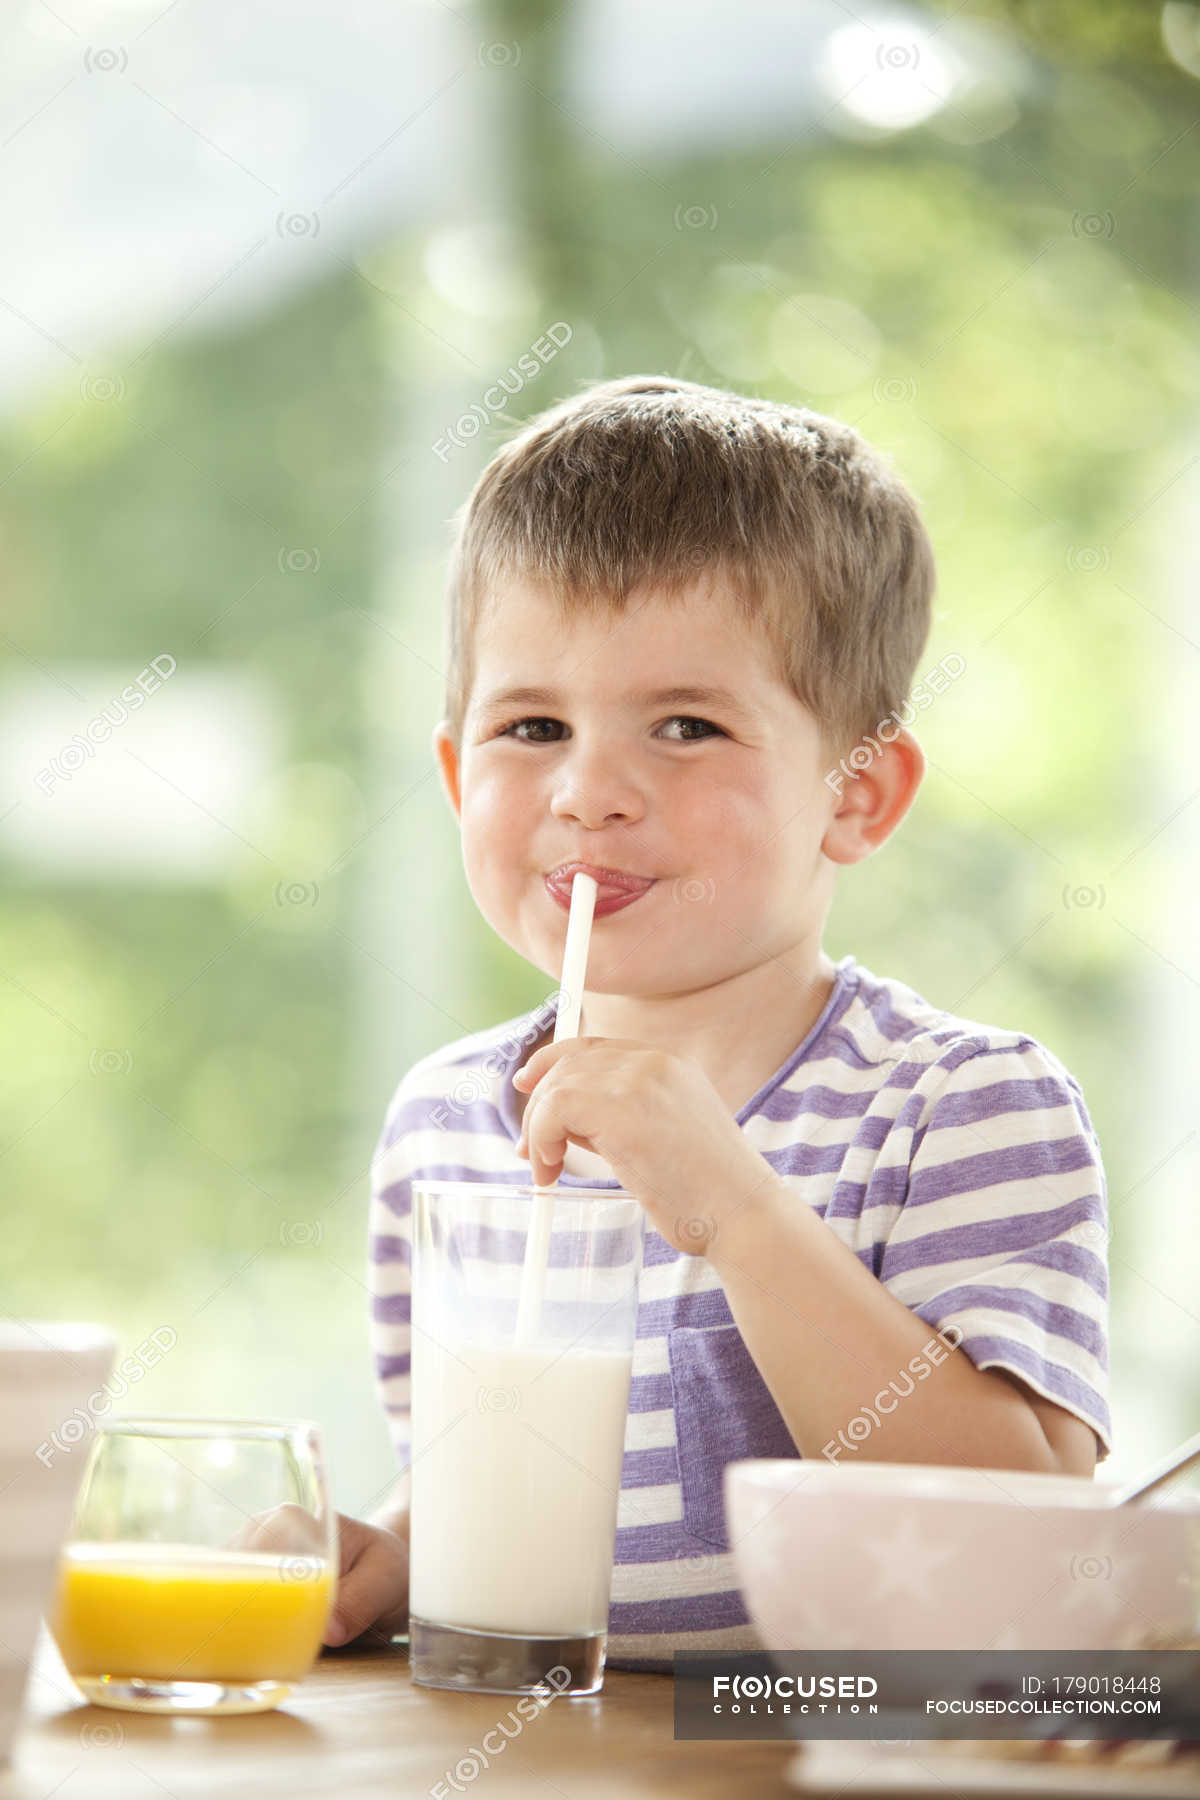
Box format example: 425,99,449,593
521,950,687,1000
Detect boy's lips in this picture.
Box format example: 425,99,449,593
544,861,657,917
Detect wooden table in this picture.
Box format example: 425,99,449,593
11,1632,1199,1798
1,1630,803,1799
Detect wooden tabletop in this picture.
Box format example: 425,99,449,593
2,1629,803,1799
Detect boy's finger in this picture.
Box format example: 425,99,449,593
513,1040,576,1086
332,1513,370,1575
530,1135,565,1187
327,1541,408,1648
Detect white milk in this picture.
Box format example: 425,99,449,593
409,1337,634,1637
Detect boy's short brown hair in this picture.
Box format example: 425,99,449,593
442,374,936,760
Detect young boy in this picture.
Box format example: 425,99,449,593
324,375,1111,1672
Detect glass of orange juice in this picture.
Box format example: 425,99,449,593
48,1417,336,1715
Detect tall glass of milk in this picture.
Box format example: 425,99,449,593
407,1179,644,1697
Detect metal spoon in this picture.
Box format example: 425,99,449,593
1108,1425,1200,1506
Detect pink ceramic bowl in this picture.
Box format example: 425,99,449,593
724,1459,1200,1652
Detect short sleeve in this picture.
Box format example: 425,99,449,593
367,1093,414,1470
877,1040,1112,1463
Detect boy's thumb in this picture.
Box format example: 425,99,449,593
325,1559,391,1647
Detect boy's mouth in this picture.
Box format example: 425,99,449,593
543,860,657,917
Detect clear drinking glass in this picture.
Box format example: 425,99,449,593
48,1417,336,1714
408,1180,645,1698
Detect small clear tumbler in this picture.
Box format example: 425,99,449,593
48,1417,335,1714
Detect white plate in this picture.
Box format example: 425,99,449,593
785,1741,1200,1798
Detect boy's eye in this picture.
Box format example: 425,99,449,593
660,716,723,741
500,717,563,742
497,715,724,743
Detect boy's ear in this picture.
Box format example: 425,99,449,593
431,720,463,821
820,729,925,866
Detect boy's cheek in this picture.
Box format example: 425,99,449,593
461,817,528,890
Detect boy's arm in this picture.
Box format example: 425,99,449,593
993,1371,1098,1475
707,1185,1097,1477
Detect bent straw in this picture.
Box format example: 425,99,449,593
513,871,598,1344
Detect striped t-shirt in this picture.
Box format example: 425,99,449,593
367,952,1111,1673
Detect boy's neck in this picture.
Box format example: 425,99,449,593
563,940,840,1119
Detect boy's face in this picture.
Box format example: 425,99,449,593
433,572,899,998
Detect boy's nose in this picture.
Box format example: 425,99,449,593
549,746,645,829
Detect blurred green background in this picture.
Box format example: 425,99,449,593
2,0,1197,1505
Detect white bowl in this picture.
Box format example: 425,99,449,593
724,1459,1200,1653
0,1322,117,1761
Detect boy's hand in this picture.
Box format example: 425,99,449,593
322,1511,410,1648
226,1504,408,1649
513,1038,780,1256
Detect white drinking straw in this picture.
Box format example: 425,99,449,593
513,871,598,1344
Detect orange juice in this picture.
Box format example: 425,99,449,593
50,1542,334,1684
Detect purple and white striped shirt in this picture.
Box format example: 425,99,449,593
368,953,1111,1672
